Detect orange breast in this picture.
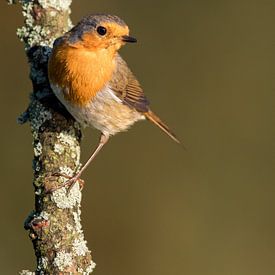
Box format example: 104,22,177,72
48,43,115,106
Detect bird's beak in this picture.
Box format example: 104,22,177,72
121,35,137,43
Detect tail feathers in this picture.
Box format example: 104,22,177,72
145,110,180,144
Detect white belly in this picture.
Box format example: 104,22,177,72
51,84,144,136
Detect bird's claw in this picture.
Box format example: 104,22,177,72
44,172,85,193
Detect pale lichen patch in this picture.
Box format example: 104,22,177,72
54,241,61,249
38,0,72,11
59,166,74,177
34,161,41,172
73,210,83,233
29,100,52,132
71,145,80,163
56,132,81,164
37,257,48,271
34,141,43,157
32,130,39,140
86,260,96,273
17,1,55,48
35,188,42,195
54,143,65,155
66,223,74,231
51,182,81,209
72,237,89,256
53,251,73,271
40,211,49,220
33,174,44,188
73,151,81,170
19,270,35,275
17,0,73,48
77,260,96,274
58,131,77,147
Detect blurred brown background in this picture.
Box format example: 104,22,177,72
0,0,274,274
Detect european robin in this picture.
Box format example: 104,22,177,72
48,14,180,187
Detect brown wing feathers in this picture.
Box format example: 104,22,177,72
122,74,150,112
111,54,180,143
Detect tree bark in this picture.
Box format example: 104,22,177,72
8,1,96,273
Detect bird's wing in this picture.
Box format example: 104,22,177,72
110,55,180,144
109,54,150,113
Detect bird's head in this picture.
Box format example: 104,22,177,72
66,14,137,52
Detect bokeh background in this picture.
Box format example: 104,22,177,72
1,0,274,274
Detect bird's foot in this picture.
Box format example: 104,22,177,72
44,172,85,193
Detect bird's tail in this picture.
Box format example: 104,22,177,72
145,110,180,144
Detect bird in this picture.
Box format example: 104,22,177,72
48,14,180,188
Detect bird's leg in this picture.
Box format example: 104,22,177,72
49,133,109,192
73,133,109,181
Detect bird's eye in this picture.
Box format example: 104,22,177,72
97,26,107,36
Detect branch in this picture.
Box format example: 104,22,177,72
8,0,96,273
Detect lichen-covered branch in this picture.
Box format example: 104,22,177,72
8,0,95,273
